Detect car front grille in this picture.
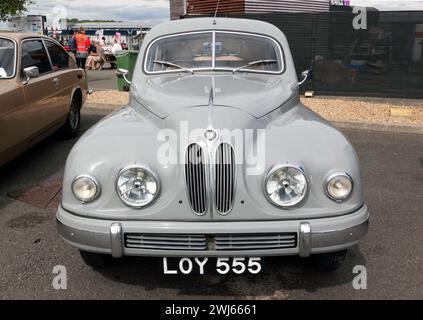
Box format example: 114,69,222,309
214,233,297,251
214,143,236,215
125,234,207,251
124,233,297,251
184,143,237,215
185,143,207,215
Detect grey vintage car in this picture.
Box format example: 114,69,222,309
57,18,369,272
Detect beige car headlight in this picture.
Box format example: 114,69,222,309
116,166,160,208
264,164,308,208
72,175,101,203
326,173,353,202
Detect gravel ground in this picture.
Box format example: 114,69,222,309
87,91,129,106
87,91,423,126
303,96,423,126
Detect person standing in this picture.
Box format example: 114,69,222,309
75,27,91,69
69,31,77,54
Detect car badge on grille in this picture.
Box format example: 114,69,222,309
204,129,218,141
206,236,216,251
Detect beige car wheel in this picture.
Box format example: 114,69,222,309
62,97,81,139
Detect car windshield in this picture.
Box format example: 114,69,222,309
145,31,283,74
0,38,16,78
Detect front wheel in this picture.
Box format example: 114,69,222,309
310,250,348,271
61,97,81,139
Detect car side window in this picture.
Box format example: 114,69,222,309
45,40,70,71
21,39,52,76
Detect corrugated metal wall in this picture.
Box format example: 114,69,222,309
245,0,329,13
186,0,245,14
184,0,329,15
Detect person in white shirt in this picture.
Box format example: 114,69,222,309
111,40,123,56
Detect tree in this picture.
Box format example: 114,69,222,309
0,0,34,21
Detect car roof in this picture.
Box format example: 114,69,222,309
145,17,286,44
0,32,48,41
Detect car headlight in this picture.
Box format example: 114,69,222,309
264,165,308,208
326,173,353,202
72,175,101,203
116,166,160,208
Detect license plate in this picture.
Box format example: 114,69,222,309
163,257,262,275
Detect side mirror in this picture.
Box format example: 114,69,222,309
23,66,39,83
298,69,311,86
116,68,132,87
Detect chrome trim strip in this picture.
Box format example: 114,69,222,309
110,223,123,258
212,30,216,70
299,222,311,257
207,142,215,217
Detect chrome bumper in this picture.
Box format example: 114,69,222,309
56,205,369,258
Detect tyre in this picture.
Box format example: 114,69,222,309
61,96,81,139
79,250,110,269
310,250,348,271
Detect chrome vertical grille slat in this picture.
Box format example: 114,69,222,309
215,143,236,215
185,143,207,215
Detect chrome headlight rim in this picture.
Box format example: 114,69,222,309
264,164,309,209
71,174,101,204
325,172,354,202
115,164,160,208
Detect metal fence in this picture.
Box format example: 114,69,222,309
185,10,423,98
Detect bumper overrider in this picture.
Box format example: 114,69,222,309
56,205,369,258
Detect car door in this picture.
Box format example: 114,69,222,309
43,39,79,121
20,38,60,134
0,36,26,166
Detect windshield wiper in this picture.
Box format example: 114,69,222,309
232,59,277,74
154,60,194,74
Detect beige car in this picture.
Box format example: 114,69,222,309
0,32,88,166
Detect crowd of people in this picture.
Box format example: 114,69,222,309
66,27,125,70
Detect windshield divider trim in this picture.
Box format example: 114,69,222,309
212,31,216,70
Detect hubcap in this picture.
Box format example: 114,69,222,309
69,103,79,129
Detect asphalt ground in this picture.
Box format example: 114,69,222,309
87,69,118,91
0,107,421,299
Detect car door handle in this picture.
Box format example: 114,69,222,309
52,78,59,89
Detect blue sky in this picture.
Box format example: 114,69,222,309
25,0,423,24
